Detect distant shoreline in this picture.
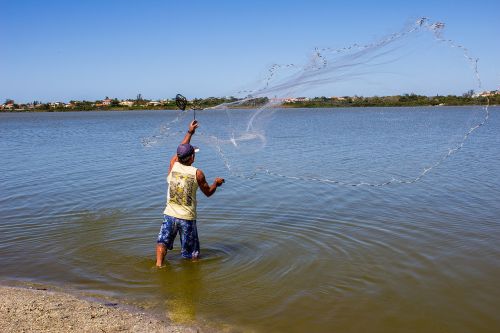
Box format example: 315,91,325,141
0,103,496,113
2,93,498,112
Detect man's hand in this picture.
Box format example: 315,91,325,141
196,171,224,197
188,120,199,134
215,177,225,186
178,120,199,156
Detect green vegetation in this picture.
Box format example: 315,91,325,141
283,93,497,108
2,92,499,112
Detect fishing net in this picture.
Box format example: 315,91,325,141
144,18,489,186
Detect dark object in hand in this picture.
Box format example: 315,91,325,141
175,94,188,111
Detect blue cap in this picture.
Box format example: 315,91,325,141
177,143,199,159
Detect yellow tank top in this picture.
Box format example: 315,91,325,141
164,162,198,220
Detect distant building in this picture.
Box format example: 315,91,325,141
148,101,161,106
119,100,134,107
475,90,499,97
1,100,15,110
49,102,63,108
102,98,113,106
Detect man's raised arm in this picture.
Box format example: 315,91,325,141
181,120,198,145
168,120,199,174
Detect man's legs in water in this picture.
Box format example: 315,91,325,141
156,215,179,267
156,243,167,267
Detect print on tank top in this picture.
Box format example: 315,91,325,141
169,171,196,206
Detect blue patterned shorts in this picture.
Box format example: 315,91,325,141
157,215,200,259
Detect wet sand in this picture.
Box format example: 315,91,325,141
0,286,198,333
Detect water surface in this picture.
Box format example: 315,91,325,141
1,107,499,332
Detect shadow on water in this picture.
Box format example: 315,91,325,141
151,261,203,324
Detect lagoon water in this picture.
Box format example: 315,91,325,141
1,107,499,332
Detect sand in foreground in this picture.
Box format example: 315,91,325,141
0,286,198,333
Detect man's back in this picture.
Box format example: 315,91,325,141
164,162,198,220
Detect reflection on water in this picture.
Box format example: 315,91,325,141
151,262,201,324
1,109,500,333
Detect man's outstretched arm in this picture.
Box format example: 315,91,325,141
196,169,224,197
168,120,198,174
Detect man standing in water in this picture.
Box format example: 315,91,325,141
156,120,225,267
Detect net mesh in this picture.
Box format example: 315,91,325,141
144,18,489,187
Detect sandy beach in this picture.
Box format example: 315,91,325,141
0,285,199,333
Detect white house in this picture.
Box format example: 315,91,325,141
119,100,134,107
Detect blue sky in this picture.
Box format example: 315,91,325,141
1,0,499,103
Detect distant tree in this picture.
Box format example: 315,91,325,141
4,99,14,105
136,93,143,101
462,89,475,98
